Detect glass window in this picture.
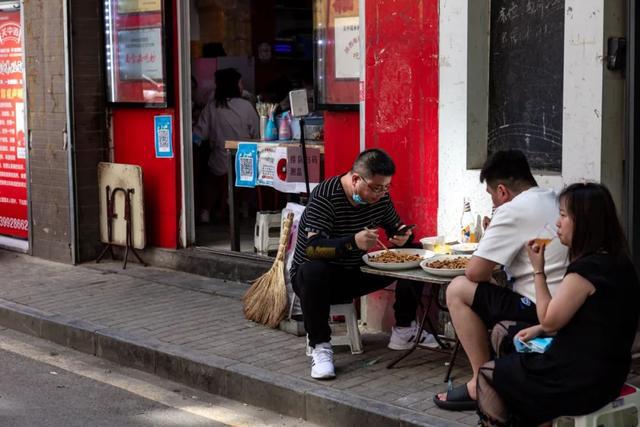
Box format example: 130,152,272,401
313,0,359,109
103,0,170,106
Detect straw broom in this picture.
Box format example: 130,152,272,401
243,212,294,328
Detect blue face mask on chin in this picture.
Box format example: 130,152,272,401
352,193,368,205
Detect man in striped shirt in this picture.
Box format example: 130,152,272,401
290,149,437,380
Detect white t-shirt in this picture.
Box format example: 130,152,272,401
193,97,260,176
473,187,569,303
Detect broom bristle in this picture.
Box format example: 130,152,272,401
242,210,292,328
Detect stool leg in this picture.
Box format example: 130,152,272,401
346,308,363,354
305,334,312,356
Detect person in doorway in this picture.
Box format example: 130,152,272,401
290,149,438,380
434,150,569,410
193,68,259,223
476,182,640,426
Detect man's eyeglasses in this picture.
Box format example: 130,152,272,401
360,176,391,194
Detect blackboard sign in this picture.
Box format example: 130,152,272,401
488,0,564,172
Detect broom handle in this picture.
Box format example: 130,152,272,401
275,212,294,263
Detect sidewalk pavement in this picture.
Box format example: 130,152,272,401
0,250,476,426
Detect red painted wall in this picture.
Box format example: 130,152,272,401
111,0,181,249
323,111,360,176
112,109,180,248
364,0,439,238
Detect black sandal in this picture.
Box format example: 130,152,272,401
433,383,477,411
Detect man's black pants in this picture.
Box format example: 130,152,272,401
292,260,423,347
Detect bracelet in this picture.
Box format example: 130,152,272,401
533,270,546,278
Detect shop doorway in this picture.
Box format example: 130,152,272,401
0,1,28,252
186,0,314,253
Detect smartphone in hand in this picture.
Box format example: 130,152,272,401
395,224,416,236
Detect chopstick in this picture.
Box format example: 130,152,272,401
365,225,390,252
377,238,390,252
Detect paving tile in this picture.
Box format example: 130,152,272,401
0,253,484,425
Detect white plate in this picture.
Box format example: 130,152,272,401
420,254,471,277
363,248,435,271
450,243,479,254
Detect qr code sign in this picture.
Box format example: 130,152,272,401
157,128,170,152
239,155,254,181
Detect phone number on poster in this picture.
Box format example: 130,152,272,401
0,215,27,230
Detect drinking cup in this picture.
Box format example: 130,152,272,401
534,223,557,247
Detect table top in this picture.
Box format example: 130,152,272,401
360,266,456,285
225,139,325,154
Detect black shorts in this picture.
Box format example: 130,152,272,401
471,282,538,328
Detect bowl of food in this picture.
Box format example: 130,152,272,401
450,242,479,254
363,248,435,271
420,254,471,277
419,236,457,251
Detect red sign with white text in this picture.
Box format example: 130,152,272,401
0,10,27,239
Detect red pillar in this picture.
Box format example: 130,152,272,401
364,0,439,238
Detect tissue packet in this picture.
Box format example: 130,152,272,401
513,336,553,354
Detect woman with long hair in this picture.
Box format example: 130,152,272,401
476,182,640,426
193,68,259,223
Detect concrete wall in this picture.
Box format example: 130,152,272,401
438,0,626,238
25,0,73,263
24,0,106,263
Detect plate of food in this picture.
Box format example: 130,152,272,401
363,249,435,271
420,255,471,277
450,242,479,254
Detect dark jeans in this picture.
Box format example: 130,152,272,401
292,260,423,347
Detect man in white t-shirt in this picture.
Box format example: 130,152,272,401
434,150,569,411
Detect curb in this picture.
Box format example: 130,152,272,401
0,298,463,427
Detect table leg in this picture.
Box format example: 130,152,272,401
387,284,456,373
387,308,428,369
227,149,240,251
443,338,461,383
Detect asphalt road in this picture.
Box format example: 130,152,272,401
0,328,313,427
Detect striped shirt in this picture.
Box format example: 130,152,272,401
290,175,401,279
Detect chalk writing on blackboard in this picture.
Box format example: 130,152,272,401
488,0,564,172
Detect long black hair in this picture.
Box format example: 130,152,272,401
214,68,242,108
559,182,628,261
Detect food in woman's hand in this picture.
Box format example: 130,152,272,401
425,257,469,269
368,251,421,263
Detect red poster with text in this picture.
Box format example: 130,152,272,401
0,10,27,239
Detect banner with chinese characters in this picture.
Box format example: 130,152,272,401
118,0,161,14
0,8,27,239
334,16,360,79
238,144,320,193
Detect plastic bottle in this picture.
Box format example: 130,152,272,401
460,198,476,243
278,111,292,140
474,214,483,242
265,113,278,141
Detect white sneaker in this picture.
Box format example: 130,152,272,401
388,321,439,350
310,342,336,380
199,209,210,223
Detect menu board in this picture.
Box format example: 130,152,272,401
0,9,27,239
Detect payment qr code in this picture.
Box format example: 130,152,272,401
239,155,254,181
157,128,170,152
